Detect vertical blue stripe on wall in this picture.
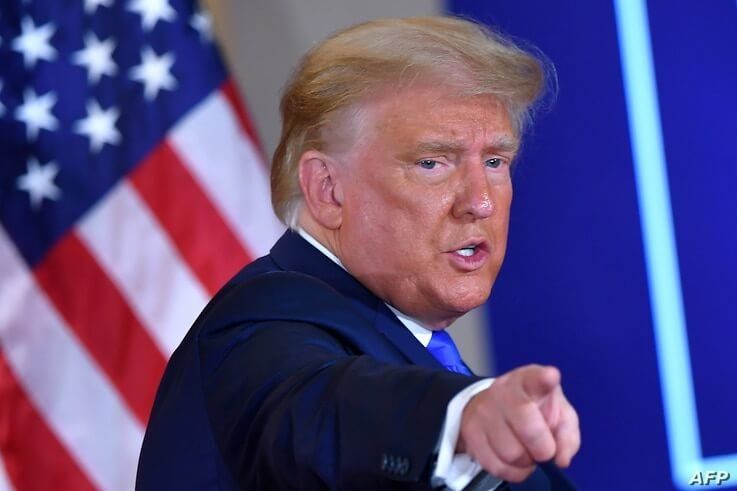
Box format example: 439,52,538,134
614,0,737,488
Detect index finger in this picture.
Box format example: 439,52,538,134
520,365,561,401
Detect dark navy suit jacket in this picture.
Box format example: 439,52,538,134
136,231,574,490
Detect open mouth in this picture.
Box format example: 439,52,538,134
447,240,490,271
456,246,477,257
452,240,488,257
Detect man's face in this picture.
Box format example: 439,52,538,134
333,84,517,328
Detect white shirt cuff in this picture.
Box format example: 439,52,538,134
432,378,498,490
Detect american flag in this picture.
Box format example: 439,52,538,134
0,0,283,489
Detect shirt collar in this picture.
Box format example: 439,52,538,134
297,227,344,267
296,228,434,348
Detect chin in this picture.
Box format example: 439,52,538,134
440,280,492,316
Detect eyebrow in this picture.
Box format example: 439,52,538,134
413,136,520,156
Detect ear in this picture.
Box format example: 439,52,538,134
298,150,344,229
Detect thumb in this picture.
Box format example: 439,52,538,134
521,365,561,401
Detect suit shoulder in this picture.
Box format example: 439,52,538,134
198,269,364,334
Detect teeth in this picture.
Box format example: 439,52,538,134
457,247,475,257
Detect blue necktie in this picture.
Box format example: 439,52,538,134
427,330,472,375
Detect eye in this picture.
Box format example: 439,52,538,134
418,159,438,170
485,158,504,169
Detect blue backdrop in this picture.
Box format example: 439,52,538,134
446,1,737,490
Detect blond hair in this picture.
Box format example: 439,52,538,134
271,16,550,227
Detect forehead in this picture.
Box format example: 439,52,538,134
357,84,517,153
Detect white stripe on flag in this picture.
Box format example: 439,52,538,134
0,228,143,491
0,455,12,491
78,182,209,357
169,90,284,257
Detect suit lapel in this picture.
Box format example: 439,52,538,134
373,303,445,370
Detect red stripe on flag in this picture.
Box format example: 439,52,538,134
221,79,266,158
0,350,96,491
131,142,252,295
33,233,166,424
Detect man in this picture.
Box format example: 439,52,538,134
137,16,580,491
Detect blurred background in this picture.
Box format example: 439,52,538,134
1,0,735,490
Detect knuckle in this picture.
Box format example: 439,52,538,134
561,401,578,425
515,407,545,440
569,430,582,455
517,401,539,420
559,418,581,451
509,450,534,468
467,392,492,413
519,425,555,460
496,444,525,465
519,426,543,447
570,408,580,427
536,439,556,461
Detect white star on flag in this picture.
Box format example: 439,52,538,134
72,33,117,84
74,100,121,153
130,47,177,100
16,158,62,210
128,0,176,31
190,10,213,42
15,89,59,140
84,0,113,14
12,16,57,68
0,81,5,117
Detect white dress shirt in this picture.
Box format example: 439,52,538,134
296,229,498,490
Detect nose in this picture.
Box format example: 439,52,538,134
451,163,494,220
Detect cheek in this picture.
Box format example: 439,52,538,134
360,178,440,227
384,196,453,253
495,184,513,224
343,190,402,250
396,181,457,223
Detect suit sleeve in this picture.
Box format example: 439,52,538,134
198,320,476,490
